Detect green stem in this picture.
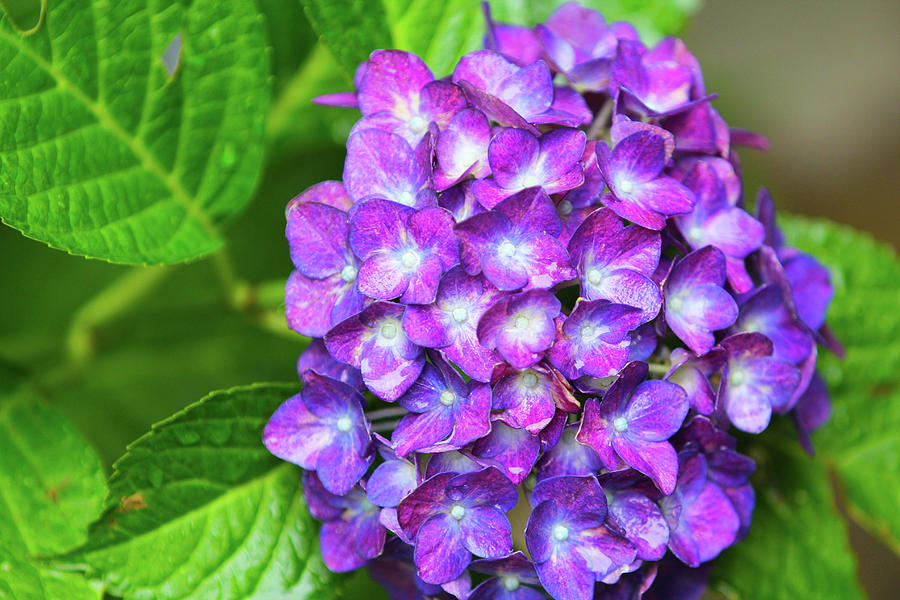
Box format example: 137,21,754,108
66,266,171,362
646,362,670,376
586,98,614,141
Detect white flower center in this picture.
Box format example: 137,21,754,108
450,504,466,520
688,226,704,243
730,369,746,386
581,325,596,340
618,179,634,194
400,249,420,269
502,576,520,591
522,372,539,389
587,268,603,286
380,323,398,339
398,191,416,206
668,296,684,312
336,416,352,432
552,524,570,541
439,390,457,406
558,200,573,216
409,116,427,133
498,240,517,258
340,265,358,283
515,315,530,330
452,307,469,323
613,416,629,432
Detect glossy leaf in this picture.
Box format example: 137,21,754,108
0,389,106,600
0,0,271,264
66,383,337,600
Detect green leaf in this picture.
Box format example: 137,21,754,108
0,0,45,34
0,0,271,264
300,0,699,78
254,0,318,95
779,215,900,555
0,389,106,600
710,423,865,600
68,383,336,600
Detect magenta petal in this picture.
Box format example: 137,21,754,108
472,422,541,484
357,252,411,300
286,202,351,278
350,198,413,258
415,514,470,584
609,491,669,561
358,49,434,116
392,409,454,457
497,60,554,118
402,304,452,348
284,271,341,337
489,128,541,190
344,130,428,206
614,437,679,495
669,481,739,566
576,397,619,471
624,380,689,441
286,180,353,212
609,131,666,184
534,544,595,600
263,395,332,469
435,109,492,189
460,506,514,558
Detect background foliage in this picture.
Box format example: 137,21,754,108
0,1,897,599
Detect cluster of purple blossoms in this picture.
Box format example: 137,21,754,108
266,3,839,599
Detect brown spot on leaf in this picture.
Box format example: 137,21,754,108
119,493,148,513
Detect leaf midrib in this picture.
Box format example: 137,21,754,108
0,24,220,244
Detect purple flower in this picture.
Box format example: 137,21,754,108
325,302,425,401
355,50,467,146
663,347,725,415
469,552,544,600
599,470,669,561
263,374,373,495
471,421,541,484
286,179,353,212
349,199,458,304
597,130,695,230
402,267,505,382
535,423,604,481
302,471,385,572
456,187,576,291
792,372,832,455
296,338,364,391
548,299,645,379
718,332,801,433
344,129,434,208
663,246,738,355
434,109,492,190
367,449,420,509
397,468,518,584
568,208,662,322
491,362,580,433
659,450,740,567
577,362,688,494
526,475,636,600
284,200,365,337
392,352,491,456
438,181,487,223
472,127,586,208
477,290,561,369
612,40,708,117
426,450,485,478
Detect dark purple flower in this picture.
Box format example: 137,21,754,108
344,129,434,208
434,109,492,190
491,362,580,433
367,538,467,600
663,246,738,355
438,181,487,223
355,50,467,146
285,200,365,336
599,470,670,562
397,468,518,584
526,475,636,600
368,449,420,509
426,450,485,478
568,208,662,322
659,450,740,567
391,353,491,456
402,267,505,382
791,372,832,455
577,362,689,494
302,471,385,572
472,127,586,208
597,130,695,230
663,347,725,415
471,421,542,484
477,290,562,369
456,187,576,291
469,552,544,600
718,332,801,433
548,299,645,380
263,374,373,495
296,338,364,391
325,302,425,401
535,423,604,481
612,40,708,117
349,199,458,304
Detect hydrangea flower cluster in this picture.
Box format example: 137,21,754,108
266,4,838,599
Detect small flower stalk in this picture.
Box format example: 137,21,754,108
266,3,838,598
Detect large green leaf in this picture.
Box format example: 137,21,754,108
710,423,865,600
0,0,271,264
780,216,900,555
67,384,336,600
0,389,107,600
300,0,700,78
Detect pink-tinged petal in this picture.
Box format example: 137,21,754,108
535,23,577,72
401,254,444,304
357,253,411,300
358,49,434,116
534,545,596,600
539,128,587,190
397,472,454,537
551,86,593,125
344,130,428,206
700,207,765,258
453,50,520,96
435,109,492,190
445,383,493,449
455,210,513,275
471,177,517,210
362,347,426,402
284,271,341,337
726,256,755,294
576,397,619,470
667,282,738,354
311,91,358,108
263,394,332,469
419,80,468,127
409,207,459,268
613,437,679,495
600,192,667,231
668,482,739,566
316,441,374,495
286,180,353,212
611,117,675,161
350,197,414,258
392,409,455,457
460,506,514,557
445,331,504,383
402,304,452,348
492,23,543,65
489,128,541,190
439,181,487,222
286,202,350,277
633,177,695,216
498,60,554,118
624,380,689,441
456,79,540,133
515,235,576,290
609,131,666,184
591,269,661,322
414,514,471,584
471,422,541,484
545,2,610,51
608,491,669,561
297,339,364,390
662,102,729,156
496,187,562,237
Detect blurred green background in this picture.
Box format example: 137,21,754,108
1,0,897,597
